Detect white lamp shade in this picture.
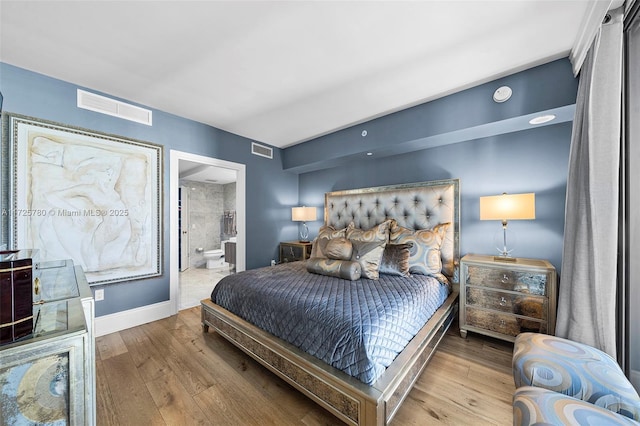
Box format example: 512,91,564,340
292,206,317,222
480,193,535,221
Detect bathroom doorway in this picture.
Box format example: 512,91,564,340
169,150,246,314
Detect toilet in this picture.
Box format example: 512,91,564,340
203,248,225,269
203,238,235,269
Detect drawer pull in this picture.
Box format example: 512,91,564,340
499,296,507,307
501,274,510,284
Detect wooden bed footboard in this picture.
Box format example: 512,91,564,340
201,290,459,426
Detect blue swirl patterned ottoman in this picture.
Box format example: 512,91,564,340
514,386,639,425
513,332,640,421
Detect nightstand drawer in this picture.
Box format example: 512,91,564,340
465,265,549,296
465,307,549,337
465,287,548,321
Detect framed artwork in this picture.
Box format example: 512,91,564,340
2,113,163,285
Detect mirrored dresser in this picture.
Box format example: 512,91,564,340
0,259,95,425
459,254,557,342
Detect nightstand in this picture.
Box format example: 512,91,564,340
279,241,313,263
459,254,557,342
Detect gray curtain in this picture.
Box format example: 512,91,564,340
556,9,623,358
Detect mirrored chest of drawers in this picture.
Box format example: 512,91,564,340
0,260,95,425
459,254,557,342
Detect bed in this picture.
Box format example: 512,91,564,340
201,179,460,425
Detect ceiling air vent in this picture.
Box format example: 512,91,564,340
251,142,273,159
77,89,152,126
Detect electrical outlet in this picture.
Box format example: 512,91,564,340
94,289,104,301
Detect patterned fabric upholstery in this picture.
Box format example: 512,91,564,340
513,332,640,420
389,221,449,276
514,387,640,426
310,225,347,259
346,220,391,279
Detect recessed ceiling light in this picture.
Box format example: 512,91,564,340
493,86,512,103
529,114,556,125
366,152,373,156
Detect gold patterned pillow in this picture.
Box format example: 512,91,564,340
390,222,450,275
310,225,347,258
346,219,393,243
345,220,392,280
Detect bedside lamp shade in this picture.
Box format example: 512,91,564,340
291,207,317,222
292,206,317,242
480,193,536,222
480,193,535,259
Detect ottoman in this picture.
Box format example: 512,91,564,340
512,332,640,421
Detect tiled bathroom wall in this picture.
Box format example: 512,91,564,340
181,180,236,267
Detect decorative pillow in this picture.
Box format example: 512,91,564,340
306,258,362,281
324,237,353,260
389,222,450,275
379,243,412,277
346,219,393,243
350,239,386,280
310,225,347,258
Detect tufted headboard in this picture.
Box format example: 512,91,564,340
324,179,460,282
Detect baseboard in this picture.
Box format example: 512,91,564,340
95,301,173,337
631,369,640,392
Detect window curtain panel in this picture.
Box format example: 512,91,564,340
556,9,623,358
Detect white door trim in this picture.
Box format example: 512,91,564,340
169,150,246,315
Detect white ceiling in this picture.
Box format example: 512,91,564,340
179,160,237,185
0,1,609,149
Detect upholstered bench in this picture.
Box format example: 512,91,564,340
512,332,640,425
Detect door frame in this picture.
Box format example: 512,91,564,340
169,150,246,314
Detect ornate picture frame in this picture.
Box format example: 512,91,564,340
1,113,163,285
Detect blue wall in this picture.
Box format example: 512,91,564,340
0,62,298,317
298,124,572,272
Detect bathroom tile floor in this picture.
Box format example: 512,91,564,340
179,266,231,310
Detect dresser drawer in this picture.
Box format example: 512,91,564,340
465,307,549,337
465,287,548,321
465,265,549,295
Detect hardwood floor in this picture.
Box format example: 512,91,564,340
96,306,515,425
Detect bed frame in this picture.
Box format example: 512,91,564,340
201,179,460,425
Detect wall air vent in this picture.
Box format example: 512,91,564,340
77,89,152,126
251,142,273,159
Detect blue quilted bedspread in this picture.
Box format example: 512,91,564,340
210,261,451,385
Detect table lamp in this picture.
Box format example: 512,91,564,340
479,192,535,261
292,206,317,243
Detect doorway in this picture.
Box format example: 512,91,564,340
169,150,246,314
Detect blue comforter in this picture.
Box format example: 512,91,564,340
210,261,451,385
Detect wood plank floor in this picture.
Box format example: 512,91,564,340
96,306,515,425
